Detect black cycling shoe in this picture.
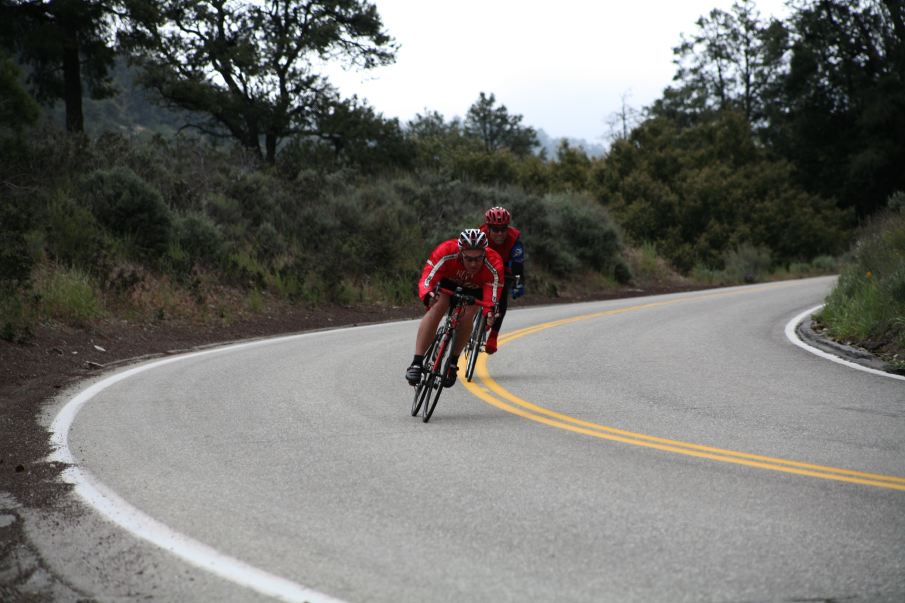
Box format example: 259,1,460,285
442,365,458,388
405,364,423,386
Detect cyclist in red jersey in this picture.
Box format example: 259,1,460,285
479,206,526,354
405,229,504,388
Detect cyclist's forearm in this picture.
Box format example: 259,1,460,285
511,261,524,277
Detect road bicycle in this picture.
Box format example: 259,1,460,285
463,274,516,381
411,286,492,423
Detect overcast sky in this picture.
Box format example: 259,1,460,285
326,0,790,143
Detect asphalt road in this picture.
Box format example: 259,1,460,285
41,276,905,602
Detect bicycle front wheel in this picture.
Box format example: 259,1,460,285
411,337,439,416
411,374,431,416
423,328,455,423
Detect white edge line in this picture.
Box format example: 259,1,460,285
784,305,905,381
46,325,405,603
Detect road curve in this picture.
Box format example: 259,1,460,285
44,276,905,602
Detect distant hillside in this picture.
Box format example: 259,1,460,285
47,57,206,137
536,128,607,158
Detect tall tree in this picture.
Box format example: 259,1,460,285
550,140,591,192
122,0,396,163
773,0,905,217
404,110,481,169
593,111,849,272
0,0,117,132
0,49,40,131
658,0,789,129
309,93,412,171
464,92,538,156
407,110,463,142
605,91,641,142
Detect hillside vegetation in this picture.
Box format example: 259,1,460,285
818,196,905,365
0,129,636,338
1,0,903,347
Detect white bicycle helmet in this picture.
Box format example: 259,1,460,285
457,228,489,250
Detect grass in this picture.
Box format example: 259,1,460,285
32,264,106,327
817,205,905,361
625,242,680,284
246,289,265,313
3,233,849,340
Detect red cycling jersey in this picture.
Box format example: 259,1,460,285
418,239,504,306
479,224,522,275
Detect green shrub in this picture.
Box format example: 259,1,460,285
627,242,676,283
174,212,225,267
722,243,772,283
255,222,286,262
550,142,592,192
787,262,812,276
887,190,905,214
0,51,40,132
636,242,660,277
299,270,328,305
452,149,520,185
686,243,773,285
517,155,551,194
0,292,32,343
614,260,633,285
820,206,905,352
557,195,621,271
269,270,303,299
372,274,416,304
227,248,268,289
203,192,246,238
810,255,838,273
79,166,173,257
690,264,724,285
45,196,109,271
0,192,35,286
246,289,265,312
510,192,623,278
882,263,905,306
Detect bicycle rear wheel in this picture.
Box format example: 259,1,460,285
423,328,455,423
464,312,486,382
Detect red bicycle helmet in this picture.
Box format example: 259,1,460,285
484,206,511,226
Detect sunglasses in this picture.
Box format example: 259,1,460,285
461,253,484,263
488,225,507,233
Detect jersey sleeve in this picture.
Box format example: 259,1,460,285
418,241,456,300
510,239,525,264
483,249,505,306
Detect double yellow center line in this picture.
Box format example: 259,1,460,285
463,289,905,492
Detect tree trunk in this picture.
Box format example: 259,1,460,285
61,22,84,133
265,131,277,164
239,112,263,158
